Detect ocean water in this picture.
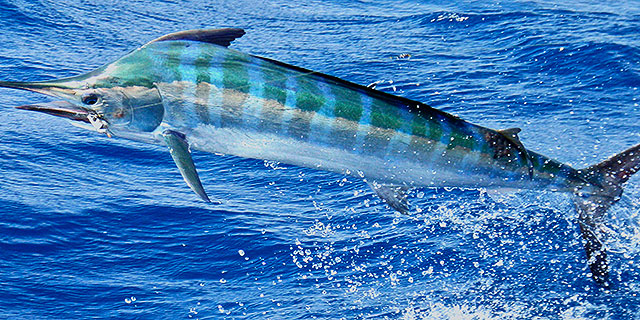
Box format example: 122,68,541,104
0,0,639,318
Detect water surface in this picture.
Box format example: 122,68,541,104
0,0,639,318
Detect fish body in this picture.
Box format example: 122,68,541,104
84,40,581,193
2,29,639,286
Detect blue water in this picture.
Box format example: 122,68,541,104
1,0,639,318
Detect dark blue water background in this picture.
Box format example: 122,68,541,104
1,0,639,318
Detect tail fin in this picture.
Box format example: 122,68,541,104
574,143,640,287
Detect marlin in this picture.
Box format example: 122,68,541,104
1,29,638,286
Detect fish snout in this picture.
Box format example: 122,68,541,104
16,101,91,123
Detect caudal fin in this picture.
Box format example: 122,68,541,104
574,143,640,287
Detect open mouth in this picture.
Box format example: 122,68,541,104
16,101,91,123
16,100,112,137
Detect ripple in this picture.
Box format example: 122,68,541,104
1,0,639,318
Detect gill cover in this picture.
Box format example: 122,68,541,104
88,86,164,133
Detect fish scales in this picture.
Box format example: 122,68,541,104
258,61,288,133
154,42,200,127
220,51,250,128
240,57,268,129
353,95,374,154
202,48,226,128
329,85,361,150
193,46,213,125
305,81,335,147
158,44,189,126
178,44,204,129
289,76,323,141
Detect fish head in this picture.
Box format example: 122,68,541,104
70,84,165,136
1,76,165,139
2,28,250,140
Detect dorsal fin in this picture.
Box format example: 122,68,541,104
148,28,246,47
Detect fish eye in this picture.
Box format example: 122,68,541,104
82,93,99,105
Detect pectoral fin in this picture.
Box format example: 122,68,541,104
367,181,411,214
163,130,210,202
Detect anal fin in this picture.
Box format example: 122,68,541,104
163,130,210,202
367,181,411,214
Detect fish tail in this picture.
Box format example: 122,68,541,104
574,143,640,287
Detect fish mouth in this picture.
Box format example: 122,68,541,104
1,80,87,121
16,100,113,137
16,101,90,123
